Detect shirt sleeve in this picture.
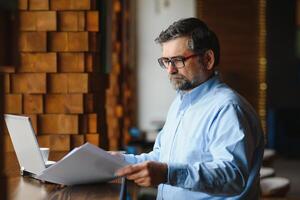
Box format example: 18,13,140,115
123,128,164,164
167,103,263,195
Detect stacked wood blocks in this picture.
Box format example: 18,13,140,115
105,0,123,150
104,0,136,150
4,0,103,152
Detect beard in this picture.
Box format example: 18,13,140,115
169,73,195,91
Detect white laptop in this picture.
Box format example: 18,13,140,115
4,114,55,177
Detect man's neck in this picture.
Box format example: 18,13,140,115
181,71,216,93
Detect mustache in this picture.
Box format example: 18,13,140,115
169,74,186,80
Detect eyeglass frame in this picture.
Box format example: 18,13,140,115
157,53,202,69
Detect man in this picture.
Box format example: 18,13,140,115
115,18,264,199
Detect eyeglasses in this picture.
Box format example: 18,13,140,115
158,54,200,69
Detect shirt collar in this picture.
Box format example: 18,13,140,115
177,72,221,113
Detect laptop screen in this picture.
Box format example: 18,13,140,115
4,114,46,175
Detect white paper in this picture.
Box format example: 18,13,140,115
36,143,129,185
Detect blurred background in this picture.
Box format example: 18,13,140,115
0,0,299,199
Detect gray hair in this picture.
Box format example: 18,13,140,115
155,17,220,66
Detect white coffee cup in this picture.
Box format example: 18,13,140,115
40,147,50,163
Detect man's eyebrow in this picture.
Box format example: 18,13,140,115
172,55,185,58
170,55,185,59
161,55,185,59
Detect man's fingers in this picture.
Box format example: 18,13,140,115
134,177,150,187
115,163,144,177
115,161,167,187
54,184,66,189
126,169,148,180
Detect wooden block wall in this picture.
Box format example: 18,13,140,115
58,11,85,31
3,0,136,152
20,53,57,72
2,0,104,152
58,53,84,72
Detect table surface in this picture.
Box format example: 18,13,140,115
2,151,133,200
2,151,295,200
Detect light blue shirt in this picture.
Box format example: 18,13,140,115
124,74,264,199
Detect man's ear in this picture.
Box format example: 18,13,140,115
204,50,215,70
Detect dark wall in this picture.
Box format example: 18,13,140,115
267,0,300,108
0,1,18,66
0,1,18,198
267,0,300,156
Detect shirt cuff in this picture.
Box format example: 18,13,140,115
167,163,188,186
123,154,138,164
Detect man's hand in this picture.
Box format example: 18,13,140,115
115,161,168,187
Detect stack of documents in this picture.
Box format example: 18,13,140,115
37,143,129,185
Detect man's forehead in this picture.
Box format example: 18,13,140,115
161,37,190,56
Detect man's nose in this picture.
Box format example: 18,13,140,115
167,64,178,74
